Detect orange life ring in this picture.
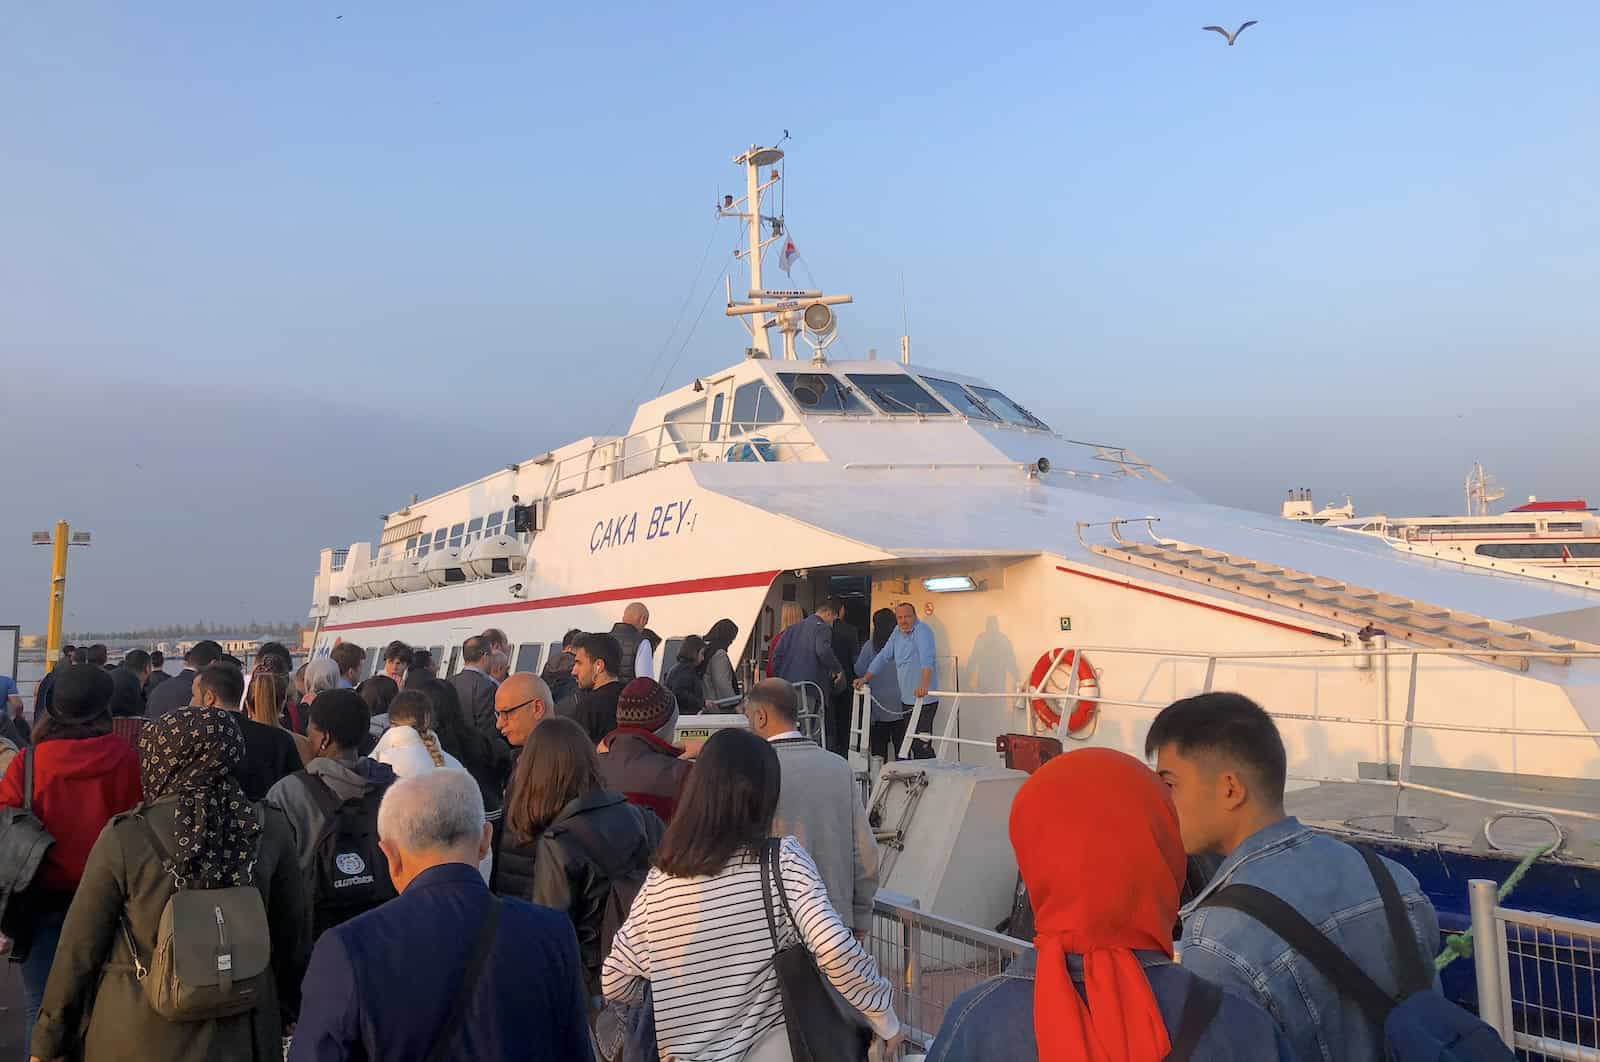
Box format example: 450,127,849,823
1028,649,1099,732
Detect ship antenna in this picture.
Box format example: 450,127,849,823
721,140,852,361
900,271,911,365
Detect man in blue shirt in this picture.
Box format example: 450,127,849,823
855,603,939,759
1146,692,1441,1062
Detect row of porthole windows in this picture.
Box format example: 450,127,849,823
354,635,693,684
1475,542,1600,560
402,507,528,559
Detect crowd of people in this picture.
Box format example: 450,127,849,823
0,610,1496,1062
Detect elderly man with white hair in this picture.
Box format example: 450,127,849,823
289,769,590,1062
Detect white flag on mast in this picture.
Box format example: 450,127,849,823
778,235,799,275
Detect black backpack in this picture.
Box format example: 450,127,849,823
301,773,397,938
1202,846,1513,1061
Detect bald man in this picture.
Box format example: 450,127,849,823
610,601,656,682
494,672,552,750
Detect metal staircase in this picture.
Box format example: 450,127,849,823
1081,523,1600,667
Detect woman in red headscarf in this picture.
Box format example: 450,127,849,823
925,748,1291,1062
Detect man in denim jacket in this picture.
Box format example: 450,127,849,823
1147,692,1441,1062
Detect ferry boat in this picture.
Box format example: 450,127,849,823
1284,466,1600,591
308,142,1600,1008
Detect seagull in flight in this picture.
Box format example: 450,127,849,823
1202,20,1258,46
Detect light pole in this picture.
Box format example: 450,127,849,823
30,522,92,673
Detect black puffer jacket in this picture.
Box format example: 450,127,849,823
495,788,662,997
662,659,706,716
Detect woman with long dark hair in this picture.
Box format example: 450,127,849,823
499,716,659,1003
0,665,142,1045
415,676,500,813
857,608,906,761
700,618,741,708
602,728,899,1060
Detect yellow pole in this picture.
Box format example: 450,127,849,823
44,520,68,674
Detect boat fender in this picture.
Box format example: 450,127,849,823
1026,649,1099,733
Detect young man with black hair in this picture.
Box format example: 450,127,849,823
267,688,399,941
381,640,411,686
146,638,224,717
108,648,151,718
143,649,169,696
195,663,302,802
1146,692,1441,1062
329,642,366,688
571,632,624,744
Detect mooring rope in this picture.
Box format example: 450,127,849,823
1433,842,1555,971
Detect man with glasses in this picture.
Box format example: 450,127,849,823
493,673,551,751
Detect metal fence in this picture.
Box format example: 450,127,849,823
1472,879,1600,1061
867,892,1031,1049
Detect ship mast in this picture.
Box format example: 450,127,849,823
720,143,852,361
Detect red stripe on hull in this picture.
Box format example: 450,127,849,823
1054,565,1344,641
322,569,782,633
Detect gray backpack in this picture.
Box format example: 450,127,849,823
0,749,55,935
121,808,272,1022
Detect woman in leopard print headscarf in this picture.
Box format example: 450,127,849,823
137,705,262,888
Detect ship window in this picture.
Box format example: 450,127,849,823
920,376,999,420
1547,522,1586,532
727,381,785,436
432,528,448,550
405,535,418,555
846,373,950,416
1410,522,1536,536
969,386,1050,430
428,646,444,671
416,539,430,558
665,398,708,452
448,522,465,547
1476,542,1600,559
776,372,867,414
514,643,542,674
485,510,503,537
708,393,726,441
465,516,484,544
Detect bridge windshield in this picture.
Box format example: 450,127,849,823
776,372,869,414
969,385,1049,430
921,376,999,421
846,373,950,416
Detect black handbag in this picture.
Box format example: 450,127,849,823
759,839,872,1062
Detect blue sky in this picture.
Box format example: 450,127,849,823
2,1,1597,632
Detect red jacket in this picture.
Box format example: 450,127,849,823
0,734,143,891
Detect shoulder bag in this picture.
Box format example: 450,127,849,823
759,838,872,1062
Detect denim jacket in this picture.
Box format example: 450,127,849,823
1178,817,1441,1062
927,948,1292,1062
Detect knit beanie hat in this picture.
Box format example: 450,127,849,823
616,678,675,734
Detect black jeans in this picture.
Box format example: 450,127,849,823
869,701,938,761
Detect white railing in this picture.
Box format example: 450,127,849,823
1471,879,1600,1059
849,644,1600,828
543,419,818,498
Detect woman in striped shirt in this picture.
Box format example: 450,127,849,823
602,727,900,1061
